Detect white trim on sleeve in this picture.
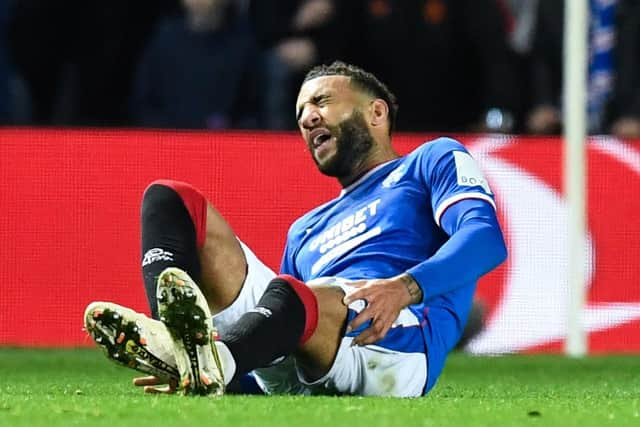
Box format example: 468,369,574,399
434,192,497,227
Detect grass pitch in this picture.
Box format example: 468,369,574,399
0,348,638,427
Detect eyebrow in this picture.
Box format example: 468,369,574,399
296,94,330,121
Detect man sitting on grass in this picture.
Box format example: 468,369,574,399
84,61,507,396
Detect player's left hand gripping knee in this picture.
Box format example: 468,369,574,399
343,275,415,346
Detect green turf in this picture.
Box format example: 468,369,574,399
0,348,638,427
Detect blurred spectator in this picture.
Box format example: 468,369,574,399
0,0,9,123
342,0,521,133
132,0,259,129
527,0,640,138
7,0,179,126
503,0,539,129
250,0,348,129
504,0,538,56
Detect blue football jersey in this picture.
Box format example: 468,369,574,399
280,137,499,392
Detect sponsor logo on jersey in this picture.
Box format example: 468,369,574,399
309,199,381,254
308,199,382,274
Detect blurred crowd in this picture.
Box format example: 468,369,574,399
0,0,639,137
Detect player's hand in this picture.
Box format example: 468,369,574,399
133,375,178,394
343,274,422,346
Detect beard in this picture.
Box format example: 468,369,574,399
312,109,375,178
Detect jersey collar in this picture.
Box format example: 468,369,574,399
339,158,399,198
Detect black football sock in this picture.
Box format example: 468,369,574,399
140,183,201,319
221,275,318,381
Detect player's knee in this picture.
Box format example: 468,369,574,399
142,180,208,248
143,179,201,203
142,180,182,216
306,284,347,319
142,180,204,215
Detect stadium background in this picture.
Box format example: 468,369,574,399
1,128,638,353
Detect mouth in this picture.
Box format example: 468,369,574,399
309,128,333,150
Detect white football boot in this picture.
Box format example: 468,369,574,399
84,301,179,382
156,267,225,396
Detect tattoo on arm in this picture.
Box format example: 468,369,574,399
401,274,423,304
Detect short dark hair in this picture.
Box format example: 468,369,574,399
303,61,399,134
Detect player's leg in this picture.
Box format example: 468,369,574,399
156,267,427,396
215,277,427,396
85,179,254,394
155,270,345,394
141,179,247,318
295,279,428,396
142,179,274,394
291,285,347,380
218,277,347,384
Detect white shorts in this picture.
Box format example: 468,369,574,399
212,239,428,397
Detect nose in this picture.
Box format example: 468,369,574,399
299,105,321,129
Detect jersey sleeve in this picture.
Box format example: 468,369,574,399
279,227,301,279
406,198,507,303
421,138,496,227
406,138,507,303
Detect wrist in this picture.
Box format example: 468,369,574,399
399,273,423,305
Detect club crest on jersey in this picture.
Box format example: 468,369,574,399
453,151,493,194
382,163,407,188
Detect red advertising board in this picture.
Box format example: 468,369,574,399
0,129,638,353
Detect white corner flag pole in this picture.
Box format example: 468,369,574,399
563,0,588,357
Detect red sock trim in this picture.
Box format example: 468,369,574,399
147,180,208,248
277,274,319,346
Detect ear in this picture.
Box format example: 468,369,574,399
369,99,389,129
